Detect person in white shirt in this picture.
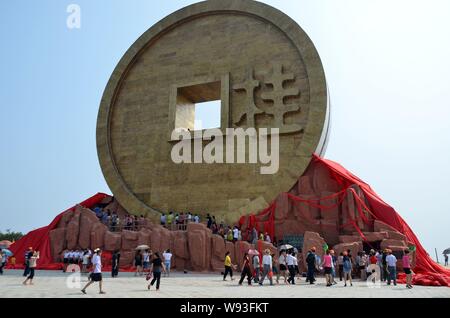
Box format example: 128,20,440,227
386,249,397,286
81,248,106,294
233,226,239,242
143,250,150,271
286,251,296,284
265,233,271,243
259,249,273,286
163,249,173,277
82,251,90,273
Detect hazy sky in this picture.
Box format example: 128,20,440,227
1,0,449,259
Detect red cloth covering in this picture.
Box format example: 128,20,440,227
240,154,450,287
7,193,108,270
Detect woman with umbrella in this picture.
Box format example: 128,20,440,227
443,248,450,266
238,252,253,286
0,248,12,275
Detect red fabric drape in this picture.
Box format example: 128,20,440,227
311,154,450,286
7,193,108,270
240,154,450,287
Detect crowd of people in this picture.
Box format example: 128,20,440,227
1,243,416,294
160,211,200,230
93,206,147,232
61,249,93,273
205,214,273,245
222,247,414,289
132,248,173,278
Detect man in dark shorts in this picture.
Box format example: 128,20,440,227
81,248,106,294
23,247,33,277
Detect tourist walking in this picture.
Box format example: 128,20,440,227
252,254,260,283
322,249,333,287
111,250,120,278
142,249,151,272
233,226,239,242
330,249,337,285
403,249,413,289
81,249,105,294
251,228,258,245
134,250,143,276
23,247,33,277
382,249,388,282
23,250,39,285
445,254,448,266
238,253,252,286
223,251,235,281
278,250,288,284
376,250,383,281
259,249,273,286
359,251,368,280
0,249,8,275
337,252,344,281
148,252,166,291
386,249,397,286
305,247,317,284
82,250,90,273
271,253,280,284
343,251,353,287
163,249,173,277
286,251,296,285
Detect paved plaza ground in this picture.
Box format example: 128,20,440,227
0,270,449,298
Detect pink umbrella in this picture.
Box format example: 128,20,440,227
248,249,260,256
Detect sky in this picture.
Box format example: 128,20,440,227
1,0,449,259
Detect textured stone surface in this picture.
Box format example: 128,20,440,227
119,250,134,267
173,231,189,260
90,223,107,250
212,235,226,259
121,230,139,250
339,235,362,244
65,211,80,250
49,228,66,262
104,232,122,251
96,0,329,223
381,239,407,250
386,231,407,241
137,228,152,247
374,220,398,233
78,208,99,249
333,242,363,260
357,231,389,242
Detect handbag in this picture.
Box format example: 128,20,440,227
268,270,273,279
145,271,153,281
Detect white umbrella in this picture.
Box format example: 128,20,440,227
279,244,293,250
136,245,150,250
248,249,260,256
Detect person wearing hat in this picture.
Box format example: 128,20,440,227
81,248,106,294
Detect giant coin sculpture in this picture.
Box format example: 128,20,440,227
97,0,330,223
